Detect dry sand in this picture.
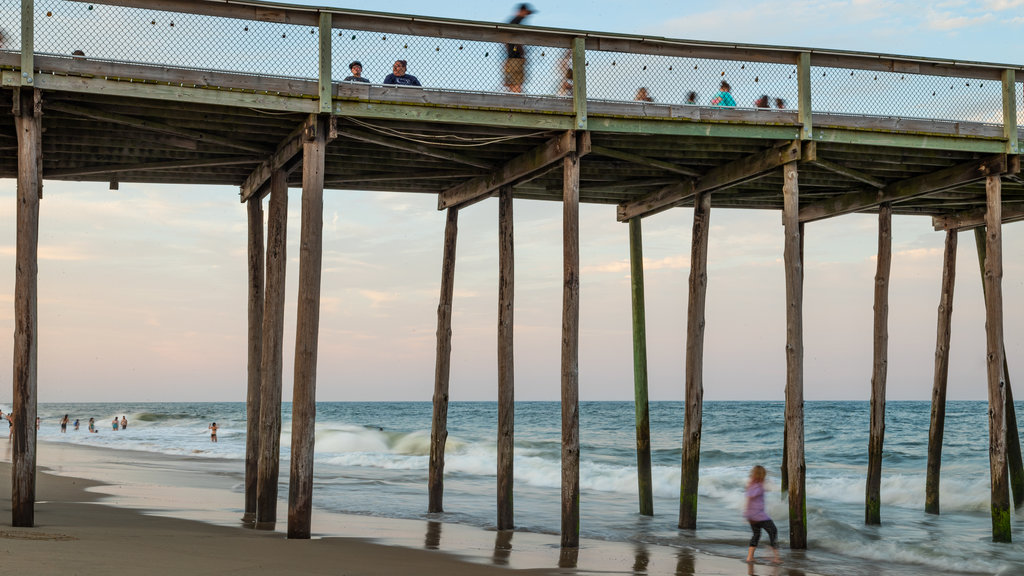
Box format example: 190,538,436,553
0,442,816,576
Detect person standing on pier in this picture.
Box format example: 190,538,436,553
344,61,370,83
711,80,736,106
744,465,780,564
502,3,536,93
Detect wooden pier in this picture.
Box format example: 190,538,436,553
4,0,1023,548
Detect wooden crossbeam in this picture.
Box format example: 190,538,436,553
325,171,480,186
45,101,267,154
336,127,493,170
240,115,322,202
800,154,1009,223
590,145,701,177
48,156,258,178
438,131,587,210
932,205,1024,231
617,140,801,221
802,141,885,189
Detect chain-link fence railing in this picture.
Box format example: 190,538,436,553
1,0,1019,129
810,65,1003,125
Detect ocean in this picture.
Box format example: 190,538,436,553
19,400,1024,575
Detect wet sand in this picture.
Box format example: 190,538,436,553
0,441,819,576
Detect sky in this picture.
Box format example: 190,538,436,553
1,0,1023,403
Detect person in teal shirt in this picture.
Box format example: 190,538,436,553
711,80,736,106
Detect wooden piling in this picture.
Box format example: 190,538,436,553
561,148,581,548
781,222,804,496
973,228,1024,510
287,115,328,539
628,216,653,517
925,229,957,515
982,175,1011,543
782,161,807,549
497,186,515,529
429,207,459,513
866,203,891,525
679,191,711,530
12,88,41,528
244,194,265,523
255,169,288,529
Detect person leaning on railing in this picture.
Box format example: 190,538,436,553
383,60,421,86
344,61,370,83
711,80,736,107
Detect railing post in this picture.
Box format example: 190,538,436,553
797,52,812,141
1002,69,1018,154
571,37,587,131
318,12,333,114
20,0,34,86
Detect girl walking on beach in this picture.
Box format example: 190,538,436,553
744,465,780,564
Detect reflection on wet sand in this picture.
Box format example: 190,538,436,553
675,548,695,576
424,520,441,550
493,530,513,566
558,546,579,568
633,543,650,573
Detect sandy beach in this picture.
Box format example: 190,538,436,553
0,440,819,576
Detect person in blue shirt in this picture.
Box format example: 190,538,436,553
383,60,421,86
711,80,736,107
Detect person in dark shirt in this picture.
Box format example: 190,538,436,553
503,3,536,93
344,60,370,83
383,60,421,86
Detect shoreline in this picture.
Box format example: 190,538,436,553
0,440,818,576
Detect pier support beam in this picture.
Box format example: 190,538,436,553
781,223,803,497
628,216,653,517
782,161,807,549
925,229,957,515
256,169,288,529
244,194,265,523
679,191,711,530
982,175,1011,542
429,207,459,513
497,185,515,529
288,115,329,539
973,228,1024,510
561,141,581,548
866,203,891,525
12,87,42,528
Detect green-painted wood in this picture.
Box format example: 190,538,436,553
798,52,812,140
318,13,333,114
335,100,575,130
572,37,587,131
20,0,33,86
813,127,1006,154
628,217,653,517
1002,70,1018,154
590,116,800,140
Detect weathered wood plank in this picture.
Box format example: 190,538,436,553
244,194,265,524
810,126,1006,154
439,131,578,210
49,156,258,178
241,115,318,202
592,145,700,177
256,169,288,529
982,175,1011,542
287,115,329,540
925,229,956,515
497,186,515,530
679,190,710,530
803,141,886,189
866,203,891,525
617,140,800,221
814,113,1004,139
800,154,1008,222
337,127,493,169
561,150,581,549
628,217,653,517
932,206,1024,231
12,88,42,527
782,161,807,549
429,207,459,514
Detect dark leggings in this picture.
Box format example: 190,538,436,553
749,520,778,548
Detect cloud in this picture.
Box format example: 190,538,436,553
582,254,690,274
0,244,92,261
359,289,400,308
925,11,995,30
984,0,1024,8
